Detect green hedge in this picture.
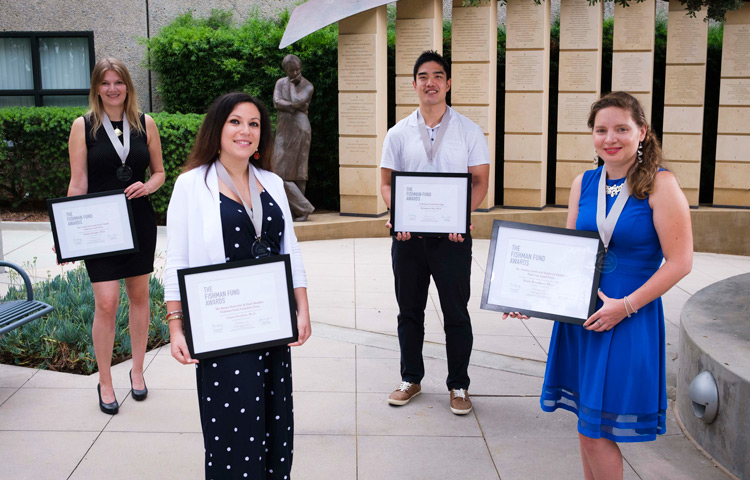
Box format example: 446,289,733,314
145,9,340,211
0,107,203,221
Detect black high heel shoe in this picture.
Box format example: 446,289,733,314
130,369,148,401
97,384,119,415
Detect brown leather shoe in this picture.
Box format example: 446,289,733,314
388,381,421,406
450,388,472,415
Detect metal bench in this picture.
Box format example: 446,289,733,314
0,261,53,335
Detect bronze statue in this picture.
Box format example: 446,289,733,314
273,54,315,221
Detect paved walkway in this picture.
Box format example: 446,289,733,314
1,222,748,479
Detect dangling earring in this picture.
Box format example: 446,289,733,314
217,149,221,155
594,152,600,166
253,150,260,160
637,141,643,164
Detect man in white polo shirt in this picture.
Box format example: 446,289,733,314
380,51,490,415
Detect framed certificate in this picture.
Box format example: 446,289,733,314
390,172,471,236
178,255,298,360
480,220,604,325
47,190,138,264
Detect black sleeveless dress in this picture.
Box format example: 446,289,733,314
83,113,157,283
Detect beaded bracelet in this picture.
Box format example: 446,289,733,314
624,295,638,316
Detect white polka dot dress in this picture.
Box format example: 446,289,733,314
195,192,293,479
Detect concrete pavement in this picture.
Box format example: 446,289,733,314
1,221,747,479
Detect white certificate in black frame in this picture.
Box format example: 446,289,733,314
47,190,138,264
390,172,471,236
480,220,604,325
177,255,298,360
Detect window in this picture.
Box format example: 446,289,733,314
0,32,94,108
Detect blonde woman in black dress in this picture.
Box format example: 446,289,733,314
67,57,164,414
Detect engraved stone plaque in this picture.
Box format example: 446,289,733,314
339,34,377,91
396,19,435,75
558,93,597,132
396,106,414,123
340,136,377,166
612,52,653,91
557,133,593,161
452,5,491,61
721,24,750,77
395,76,418,105
719,79,750,106
718,107,750,134
339,92,377,135
663,106,705,134
452,105,490,134
505,134,544,161
716,135,750,162
662,134,703,161
506,0,546,49
559,51,599,91
506,50,545,91
452,63,491,104
505,92,545,133
613,0,655,51
560,0,601,50
664,65,706,105
666,4,708,64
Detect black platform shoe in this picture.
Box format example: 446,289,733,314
130,369,148,401
97,384,119,415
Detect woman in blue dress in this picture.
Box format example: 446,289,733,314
536,92,692,478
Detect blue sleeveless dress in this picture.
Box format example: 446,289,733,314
540,166,667,443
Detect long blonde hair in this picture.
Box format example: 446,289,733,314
87,57,144,138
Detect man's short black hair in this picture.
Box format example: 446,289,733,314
413,50,450,81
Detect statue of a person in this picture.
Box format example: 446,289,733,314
273,54,315,221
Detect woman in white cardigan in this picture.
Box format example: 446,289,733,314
164,92,310,479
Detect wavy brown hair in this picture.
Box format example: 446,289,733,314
87,57,144,138
184,92,274,174
587,91,665,199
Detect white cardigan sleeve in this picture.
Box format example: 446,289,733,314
164,173,191,302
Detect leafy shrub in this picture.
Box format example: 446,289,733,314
145,9,340,210
0,262,168,375
0,107,203,221
0,106,84,208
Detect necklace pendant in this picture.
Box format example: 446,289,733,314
114,127,123,137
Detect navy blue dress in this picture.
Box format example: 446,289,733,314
540,166,667,443
195,191,294,479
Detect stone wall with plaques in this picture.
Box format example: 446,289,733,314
395,0,442,123
338,7,388,215
662,0,707,206
715,3,750,206
451,0,498,210
555,0,602,205
612,0,656,121
504,0,550,208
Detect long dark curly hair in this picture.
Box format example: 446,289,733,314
587,91,665,199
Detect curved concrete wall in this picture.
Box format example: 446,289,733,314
677,273,750,479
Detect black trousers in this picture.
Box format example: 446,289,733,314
391,235,473,390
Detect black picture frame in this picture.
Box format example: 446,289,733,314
47,190,138,264
480,220,604,325
177,255,298,360
390,171,472,237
